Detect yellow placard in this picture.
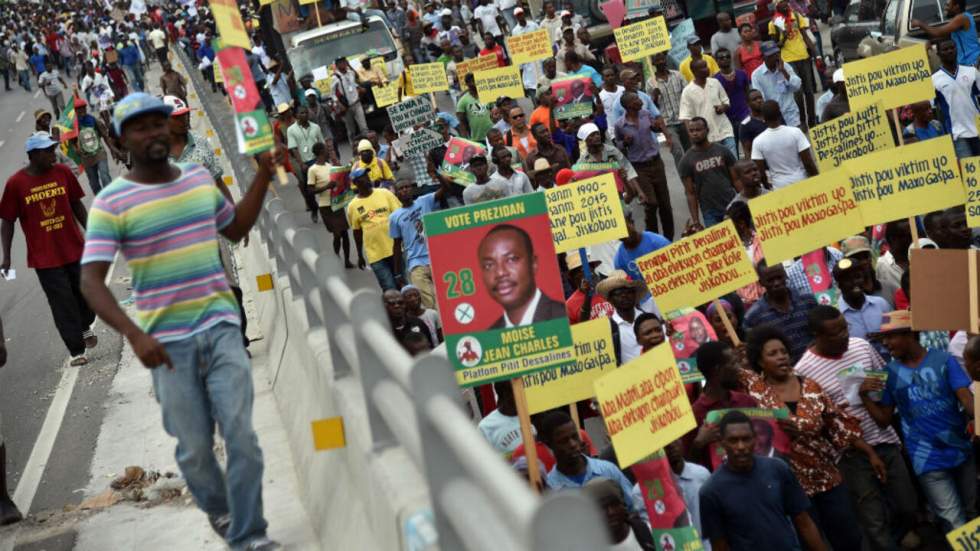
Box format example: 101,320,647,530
256,273,274,291
456,54,499,86
842,44,933,110
222,175,234,186
545,173,627,252
408,62,449,94
298,0,318,4
213,59,223,84
314,79,332,96
311,417,346,450
750,170,864,264
523,318,617,414
843,136,965,227
636,220,757,312
209,0,252,49
947,516,980,550
962,156,980,228
593,344,697,468
810,100,894,172
474,65,524,105
506,29,552,65
372,81,400,108
259,0,273,4
613,16,671,62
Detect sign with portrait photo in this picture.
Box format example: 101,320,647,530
552,75,594,120
423,193,575,387
439,136,487,186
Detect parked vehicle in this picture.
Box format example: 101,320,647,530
856,0,980,65
830,0,880,63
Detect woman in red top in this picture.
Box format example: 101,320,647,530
480,33,507,67
735,22,764,77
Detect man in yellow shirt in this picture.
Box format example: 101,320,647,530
768,0,817,128
679,36,720,82
353,139,395,189
348,167,403,290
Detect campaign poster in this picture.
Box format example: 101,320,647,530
423,193,575,387
570,161,625,193
327,166,354,211
632,451,705,551
440,136,487,186
552,75,594,120
668,310,716,384
704,408,791,470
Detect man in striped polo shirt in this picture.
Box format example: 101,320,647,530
795,306,917,551
79,94,280,551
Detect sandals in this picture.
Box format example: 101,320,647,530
70,354,89,367
82,329,98,349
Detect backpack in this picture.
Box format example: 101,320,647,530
78,125,101,156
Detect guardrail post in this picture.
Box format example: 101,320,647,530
290,227,323,328
349,289,399,449
315,257,353,379
531,493,607,551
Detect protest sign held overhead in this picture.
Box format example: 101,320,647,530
632,452,705,550
594,344,697,468
749,170,863,264
636,220,756,312
423,194,575,387
387,95,434,133
844,136,965,226
843,44,933,110
505,29,552,65
209,0,252,49
668,310,715,384
372,81,400,108
403,127,444,158
545,173,627,253
552,76,594,120
440,137,487,186
613,16,671,62
810,101,894,172
909,249,980,331
408,62,449,94
522,318,617,414
962,156,980,228
456,54,500,85
571,162,625,193
474,66,524,105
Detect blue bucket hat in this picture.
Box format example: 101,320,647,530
25,132,58,153
350,167,369,180
112,92,174,135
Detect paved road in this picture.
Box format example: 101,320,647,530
0,77,130,551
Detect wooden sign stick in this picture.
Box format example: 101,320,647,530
713,299,741,346
569,403,582,430
511,377,542,493
969,250,979,435
891,109,921,244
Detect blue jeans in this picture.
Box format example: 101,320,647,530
125,64,145,92
17,69,30,91
918,455,978,530
702,208,726,227
954,137,980,159
370,256,398,291
718,136,738,159
151,322,268,548
84,157,112,196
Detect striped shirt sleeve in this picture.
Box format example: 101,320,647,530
214,187,235,231
81,196,121,264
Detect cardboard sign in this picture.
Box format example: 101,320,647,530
749,170,864,264
962,156,980,228
844,136,965,226
636,220,757,312
571,161,625,193
388,95,434,133
439,137,487,186
372,81,400,108
403,127,444,158
545,173,627,253
474,65,525,105
704,408,791,470
423,194,575,387
456,54,499,85
408,62,449,94
210,0,252,49
947,515,980,550
843,44,933,110
594,344,697,468
552,75,594,120
506,29,552,65
613,16,671,62
810,101,894,172
910,249,980,331
600,0,627,28
522,318,617,414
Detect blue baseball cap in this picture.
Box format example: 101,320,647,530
350,167,369,180
112,92,174,135
25,132,57,153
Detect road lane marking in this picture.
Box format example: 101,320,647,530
33,90,40,99
15,111,24,123
0,141,5,150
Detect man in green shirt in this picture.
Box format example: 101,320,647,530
286,105,324,219
456,72,493,142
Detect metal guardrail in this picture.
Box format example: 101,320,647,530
252,196,609,550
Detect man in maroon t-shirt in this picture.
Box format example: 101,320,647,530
0,133,97,365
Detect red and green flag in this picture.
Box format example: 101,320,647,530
216,46,262,114
54,96,79,142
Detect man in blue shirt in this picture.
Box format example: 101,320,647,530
389,179,448,309
613,213,671,291
120,40,144,92
861,310,976,530
834,258,890,360
743,260,818,363
750,42,802,128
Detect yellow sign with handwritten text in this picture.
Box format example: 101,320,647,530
474,65,524,105
842,44,933,110
613,16,671,62
636,220,756,312
962,156,980,228
750,170,864,264
810,100,894,172
947,516,980,551
506,29,552,65
594,344,697,468
372,81,400,108
456,54,500,86
408,62,449,94
545,173,627,253
843,136,965,226
523,318,617,414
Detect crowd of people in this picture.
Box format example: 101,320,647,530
2,0,980,550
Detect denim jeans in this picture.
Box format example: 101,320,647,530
125,64,145,92
718,136,738,159
807,482,864,551
370,256,398,290
151,322,268,548
84,158,112,196
702,208,726,227
17,69,30,91
954,137,980,159
918,454,978,530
